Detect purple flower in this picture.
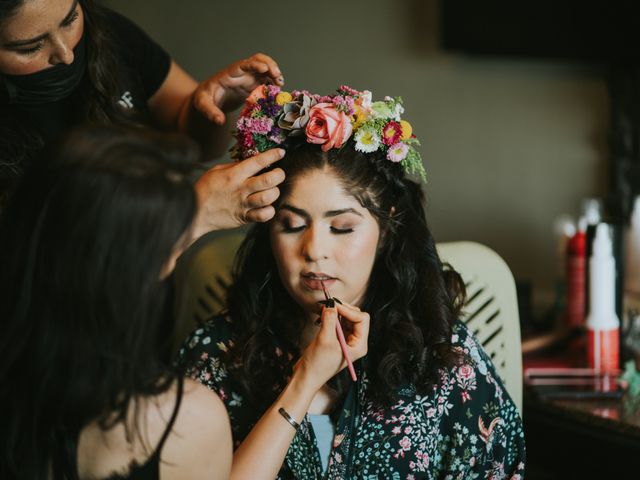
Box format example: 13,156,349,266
257,98,282,117
268,126,286,144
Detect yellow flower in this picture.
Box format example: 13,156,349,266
276,92,293,105
400,120,413,140
352,105,368,129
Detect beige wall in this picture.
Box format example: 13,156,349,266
105,0,609,305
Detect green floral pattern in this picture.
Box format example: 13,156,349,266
177,317,525,479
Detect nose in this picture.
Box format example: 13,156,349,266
49,38,75,66
301,225,328,262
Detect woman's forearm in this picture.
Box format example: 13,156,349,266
230,373,317,480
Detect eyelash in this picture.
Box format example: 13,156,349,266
16,9,78,55
17,43,44,55
281,223,354,234
62,10,80,27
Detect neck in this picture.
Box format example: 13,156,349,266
299,313,318,351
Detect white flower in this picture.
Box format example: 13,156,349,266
354,126,381,153
360,90,372,109
393,103,405,121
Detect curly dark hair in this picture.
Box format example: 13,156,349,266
0,0,142,201
225,141,466,409
0,125,199,479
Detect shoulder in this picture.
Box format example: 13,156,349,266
100,8,170,85
77,379,231,479
443,320,512,410
160,379,232,479
101,8,152,43
355,322,525,477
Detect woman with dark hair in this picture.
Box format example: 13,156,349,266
178,85,526,479
0,125,232,479
0,0,285,235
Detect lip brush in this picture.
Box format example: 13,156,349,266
320,280,357,381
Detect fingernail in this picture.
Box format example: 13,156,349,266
318,298,335,308
277,75,285,84
277,148,285,158
332,297,343,305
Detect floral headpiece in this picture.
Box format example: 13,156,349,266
231,84,426,181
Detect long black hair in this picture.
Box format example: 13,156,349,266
0,0,141,201
225,141,466,409
0,125,199,479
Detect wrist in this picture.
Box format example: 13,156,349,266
190,179,224,241
289,361,325,397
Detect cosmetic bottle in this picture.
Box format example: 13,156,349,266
586,223,620,372
550,215,576,322
565,218,587,328
583,198,602,313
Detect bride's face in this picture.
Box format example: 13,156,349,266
269,167,380,319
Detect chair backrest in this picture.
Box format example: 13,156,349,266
173,234,523,412
436,241,523,413
172,228,247,353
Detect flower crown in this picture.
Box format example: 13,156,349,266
231,84,426,181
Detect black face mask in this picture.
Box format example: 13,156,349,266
2,33,87,105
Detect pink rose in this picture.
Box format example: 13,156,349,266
305,103,353,151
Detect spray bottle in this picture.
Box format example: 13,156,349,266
586,223,620,372
565,217,587,328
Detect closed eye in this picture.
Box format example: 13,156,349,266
282,224,305,233
62,9,80,27
331,227,354,234
16,43,44,55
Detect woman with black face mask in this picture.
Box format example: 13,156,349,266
0,125,233,480
0,0,286,240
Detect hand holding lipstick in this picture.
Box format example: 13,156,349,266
294,302,370,391
319,282,357,381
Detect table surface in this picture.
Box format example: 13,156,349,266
523,335,640,477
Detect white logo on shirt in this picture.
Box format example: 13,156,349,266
118,91,134,109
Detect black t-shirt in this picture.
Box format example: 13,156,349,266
15,9,171,144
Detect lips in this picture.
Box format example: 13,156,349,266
302,272,335,280
301,272,336,290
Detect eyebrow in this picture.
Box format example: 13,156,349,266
280,204,364,219
3,0,79,47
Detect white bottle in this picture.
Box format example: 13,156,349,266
586,223,620,372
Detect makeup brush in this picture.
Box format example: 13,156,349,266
320,280,357,381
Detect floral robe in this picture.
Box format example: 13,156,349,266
177,316,526,479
